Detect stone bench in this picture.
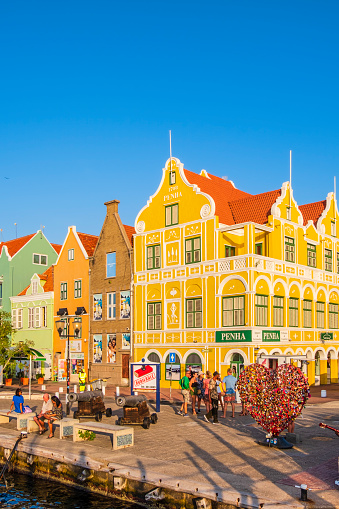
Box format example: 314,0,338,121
73,421,134,450
27,417,79,439
0,410,36,430
53,418,79,439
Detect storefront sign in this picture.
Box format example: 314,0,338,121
320,332,333,340
70,352,84,360
132,363,157,390
262,330,280,342
215,330,252,343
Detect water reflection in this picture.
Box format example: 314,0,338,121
0,473,141,508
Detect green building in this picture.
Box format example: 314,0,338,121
10,266,54,380
0,231,61,313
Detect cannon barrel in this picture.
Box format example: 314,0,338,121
116,394,147,407
68,390,104,402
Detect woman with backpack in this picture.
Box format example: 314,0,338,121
189,371,199,415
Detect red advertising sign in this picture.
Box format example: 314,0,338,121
132,363,157,391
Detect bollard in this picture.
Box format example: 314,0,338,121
73,385,77,393
41,385,46,391
86,384,91,391
102,386,106,396
295,483,310,501
116,386,120,397
134,391,138,396
55,392,59,399
321,389,327,398
59,387,64,393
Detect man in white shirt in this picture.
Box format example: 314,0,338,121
33,393,53,435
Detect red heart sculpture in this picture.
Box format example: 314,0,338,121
237,363,309,436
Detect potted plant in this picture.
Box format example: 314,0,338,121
36,373,44,385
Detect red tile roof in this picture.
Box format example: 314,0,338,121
184,170,252,225
18,265,54,296
51,243,62,254
123,225,135,246
77,233,99,257
0,233,35,258
299,200,326,226
229,189,282,225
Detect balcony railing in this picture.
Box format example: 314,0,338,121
217,254,339,284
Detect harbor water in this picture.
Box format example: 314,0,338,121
0,472,141,508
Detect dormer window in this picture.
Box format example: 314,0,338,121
32,280,38,294
331,221,336,237
68,249,74,261
286,207,291,221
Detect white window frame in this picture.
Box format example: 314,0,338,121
28,308,34,328
41,306,47,328
107,292,116,320
32,253,48,266
17,308,23,329
35,307,40,328
68,249,74,261
12,309,17,328
32,280,39,294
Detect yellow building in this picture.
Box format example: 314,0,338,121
133,157,339,387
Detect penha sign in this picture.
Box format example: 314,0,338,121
215,330,252,343
262,330,280,342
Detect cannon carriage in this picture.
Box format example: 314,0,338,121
69,390,112,422
115,394,158,429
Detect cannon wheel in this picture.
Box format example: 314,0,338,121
73,411,78,419
106,408,112,418
95,411,102,422
142,417,151,429
115,417,122,426
151,413,158,424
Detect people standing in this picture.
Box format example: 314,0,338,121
217,375,224,414
178,369,190,417
79,369,87,392
189,371,198,415
196,371,205,413
203,371,212,413
222,368,237,418
204,371,220,424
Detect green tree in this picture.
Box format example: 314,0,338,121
0,311,34,377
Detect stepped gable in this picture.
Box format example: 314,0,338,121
77,232,99,257
183,169,251,225
0,233,35,257
123,225,136,246
299,200,326,226
18,265,54,296
229,189,281,225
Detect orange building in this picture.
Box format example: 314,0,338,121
53,226,98,382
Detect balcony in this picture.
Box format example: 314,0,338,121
217,254,339,284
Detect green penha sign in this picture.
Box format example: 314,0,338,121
215,330,252,343
320,332,333,340
262,330,280,342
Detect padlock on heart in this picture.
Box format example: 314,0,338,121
237,363,309,436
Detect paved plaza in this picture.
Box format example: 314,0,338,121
0,386,339,507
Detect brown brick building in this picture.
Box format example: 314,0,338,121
89,200,135,386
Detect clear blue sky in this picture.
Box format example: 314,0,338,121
1,1,339,244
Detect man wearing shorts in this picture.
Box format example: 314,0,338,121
178,370,190,417
222,368,237,418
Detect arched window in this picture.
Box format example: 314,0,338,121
315,351,321,376
230,353,244,363
185,353,203,377
147,352,160,363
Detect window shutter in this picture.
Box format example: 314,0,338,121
195,312,202,327
155,314,161,330
187,313,193,328
12,309,17,328
17,309,23,329
35,307,40,327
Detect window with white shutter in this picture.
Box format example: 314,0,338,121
12,309,17,328
17,309,23,329
28,308,34,328
35,307,40,327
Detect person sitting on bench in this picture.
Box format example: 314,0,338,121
7,388,24,415
45,396,63,439
33,393,53,435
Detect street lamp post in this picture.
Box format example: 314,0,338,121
55,308,86,415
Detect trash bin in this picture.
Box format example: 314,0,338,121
321,389,327,398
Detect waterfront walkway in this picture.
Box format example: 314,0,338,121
0,385,338,507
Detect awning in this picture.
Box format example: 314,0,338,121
12,348,46,362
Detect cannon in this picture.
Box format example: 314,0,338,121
115,394,158,429
69,390,112,421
